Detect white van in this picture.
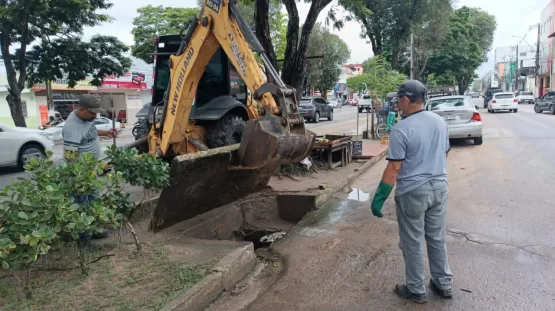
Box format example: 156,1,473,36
487,92,518,113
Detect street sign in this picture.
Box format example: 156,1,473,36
509,62,516,84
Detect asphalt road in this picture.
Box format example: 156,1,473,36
305,106,375,136
244,98,555,310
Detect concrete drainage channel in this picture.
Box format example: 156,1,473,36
158,194,319,311
166,195,316,248
156,149,389,311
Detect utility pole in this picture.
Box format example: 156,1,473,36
536,22,540,88
46,80,53,111
515,45,519,92
410,32,415,80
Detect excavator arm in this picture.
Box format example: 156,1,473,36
150,0,315,169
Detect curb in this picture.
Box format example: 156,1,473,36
161,243,257,311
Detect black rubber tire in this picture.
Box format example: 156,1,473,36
514,109,518,113
358,108,363,113
474,137,483,145
550,105,555,115
206,114,246,148
328,110,334,121
313,112,320,123
535,104,542,113
18,143,45,168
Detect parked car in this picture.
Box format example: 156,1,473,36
483,88,503,108
471,92,480,98
425,95,483,145
534,91,555,114
358,95,373,113
0,123,55,168
487,92,518,113
43,116,122,141
298,97,334,123
516,91,535,104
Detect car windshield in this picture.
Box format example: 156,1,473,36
521,92,533,95
427,98,466,110
363,95,370,99
495,94,514,99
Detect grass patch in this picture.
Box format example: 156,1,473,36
0,242,217,311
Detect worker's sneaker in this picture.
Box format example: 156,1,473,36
430,279,453,298
394,284,428,304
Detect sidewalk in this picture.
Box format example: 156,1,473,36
243,160,555,311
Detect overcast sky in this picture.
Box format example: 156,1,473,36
81,0,548,78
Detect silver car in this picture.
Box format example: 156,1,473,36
425,95,483,145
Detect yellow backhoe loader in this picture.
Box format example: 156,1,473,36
133,0,316,231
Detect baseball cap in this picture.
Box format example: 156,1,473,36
397,80,427,101
79,95,106,114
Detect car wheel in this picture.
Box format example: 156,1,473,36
550,105,555,115
328,110,334,121
473,137,483,145
514,109,518,113
358,108,363,113
534,104,542,113
314,112,320,123
18,143,45,168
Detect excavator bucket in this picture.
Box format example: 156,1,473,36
237,116,317,169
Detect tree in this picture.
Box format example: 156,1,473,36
428,7,496,94
0,0,113,127
347,56,407,98
305,24,350,94
279,0,343,98
341,0,453,72
131,5,199,64
25,35,131,89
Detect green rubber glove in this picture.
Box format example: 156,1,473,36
370,181,394,218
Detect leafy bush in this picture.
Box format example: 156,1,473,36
106,146,170,191
0,147,171,295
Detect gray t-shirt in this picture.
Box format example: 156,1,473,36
387,110,450,196
62,111,101,160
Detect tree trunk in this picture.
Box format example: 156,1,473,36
254,0,278,83
6,94,27,127
0,29,28,127
280,0,332,98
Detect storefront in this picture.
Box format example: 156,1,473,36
95,71,149,125
31,71,152,126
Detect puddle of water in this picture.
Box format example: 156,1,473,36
347,188,370,202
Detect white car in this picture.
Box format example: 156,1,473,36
43,117,122,141
488,92,518,113
0,123,55,168
425,95,483,145
516,91,535,104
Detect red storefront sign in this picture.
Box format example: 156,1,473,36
100,81,147,89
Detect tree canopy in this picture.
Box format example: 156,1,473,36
25,35,131,89
0,0,117,127
427,7,496,94
131,5,199,64
347,56,407,98
305,24,350,94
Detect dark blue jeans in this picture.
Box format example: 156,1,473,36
74,194,96,243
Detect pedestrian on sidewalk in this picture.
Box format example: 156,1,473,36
62,94,118,240
370,80,453,304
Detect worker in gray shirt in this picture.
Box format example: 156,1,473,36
62,94,117,240
370,80,453,303
63,94,117,160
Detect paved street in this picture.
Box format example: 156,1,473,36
305,106,376,136
245,99,555,310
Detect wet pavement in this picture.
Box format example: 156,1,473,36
246,102,555,310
